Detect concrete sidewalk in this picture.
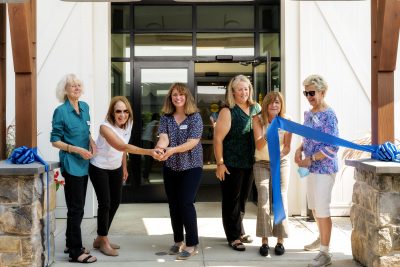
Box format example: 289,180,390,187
52,202,361,267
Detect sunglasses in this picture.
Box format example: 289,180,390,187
115,109,129,114
303,91,316,97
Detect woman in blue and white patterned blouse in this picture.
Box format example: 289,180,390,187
155,82,203,260
295,74,339,267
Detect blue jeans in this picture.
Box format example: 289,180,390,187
163,166,202,246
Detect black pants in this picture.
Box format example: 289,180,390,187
89,163,123,236
220,166,253,243
63,171,88,259
163,166,202,247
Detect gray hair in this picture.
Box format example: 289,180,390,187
55,73,84,102
302,74,328,92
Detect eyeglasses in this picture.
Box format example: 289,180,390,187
115,109,129,114
303,91,316,97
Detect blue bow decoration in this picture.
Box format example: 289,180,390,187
267,117,400,225
8,146,49,171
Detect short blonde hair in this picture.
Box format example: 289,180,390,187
260,91,286,125
225,75,255,108
161,82,198,115
106,96,133,129
55,74,84,102
302,74,328,93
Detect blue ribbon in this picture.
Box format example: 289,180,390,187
267,117,400,224
8,146,51,267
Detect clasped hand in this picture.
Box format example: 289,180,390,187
152,147,173,161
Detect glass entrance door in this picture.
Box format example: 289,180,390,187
122,61,194,202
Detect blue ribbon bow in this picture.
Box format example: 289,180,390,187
267,117,400,224
8,146,51,266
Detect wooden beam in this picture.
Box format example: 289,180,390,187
8,0,36,147
0,4,6,159
376,0,400,71
371,0,398,145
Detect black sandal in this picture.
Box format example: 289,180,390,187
69,254,97,264
229,241,246,251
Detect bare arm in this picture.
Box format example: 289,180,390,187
51,141,93,160
213,108,231,181
100,125,154,156
122,153,128,182
280,131,292,158
253,115,267,151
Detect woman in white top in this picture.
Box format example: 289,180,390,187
252,91,292,257
89,96,158,256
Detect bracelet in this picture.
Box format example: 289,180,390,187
217,163,225,166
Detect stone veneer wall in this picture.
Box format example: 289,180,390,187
0,161,58,267
346,159,400,267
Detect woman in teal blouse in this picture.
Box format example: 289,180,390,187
50,74,97,264
213,74,261,251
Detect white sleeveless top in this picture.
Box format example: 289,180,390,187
254,114,288,162
90,121,132,170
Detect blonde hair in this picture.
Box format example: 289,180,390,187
161,82,198,115
106,96,133,129
302,74,328,93
225,74,255,108
260,91,286,125
55,73,84,102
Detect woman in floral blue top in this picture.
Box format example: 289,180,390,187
294,74,339,267
155,82,203,260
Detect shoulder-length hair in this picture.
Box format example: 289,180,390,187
106,96,133,129
161,82,198,115
260,91,286,125
225,74,255,109
55,73,84,102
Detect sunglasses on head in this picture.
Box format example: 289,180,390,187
303,91,316,97
115,109,129,114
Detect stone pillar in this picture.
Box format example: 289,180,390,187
346,159,400,267
0,160,59,267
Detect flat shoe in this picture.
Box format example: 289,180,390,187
229,241,246,251
169,244,183,255
274,243,285,255
99,245,119,256
69,254,97,264
93,239,120,249
259,244,269,256
240,234,253,243
176,248,198,260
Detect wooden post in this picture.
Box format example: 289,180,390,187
0,4,6,159
371,0,400,145
8,0,37,147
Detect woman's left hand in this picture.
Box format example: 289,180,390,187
297,157,312,168
280,147,290,158
122,167,129,182
160,147,174,161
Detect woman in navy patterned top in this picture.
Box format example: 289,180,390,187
155,82,203,260
294,74,339,267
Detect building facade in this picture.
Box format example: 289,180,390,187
5,0,400,217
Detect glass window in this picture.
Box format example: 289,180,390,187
271,61,281,91
111,62,130,97
197,6,254,29
111,34,130,58
196,33,254,56
260,33,280,57
134,6,192,30
111,5,130,31
259,5,280,31
135,34,193,56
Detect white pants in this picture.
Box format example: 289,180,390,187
306,173,336,218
